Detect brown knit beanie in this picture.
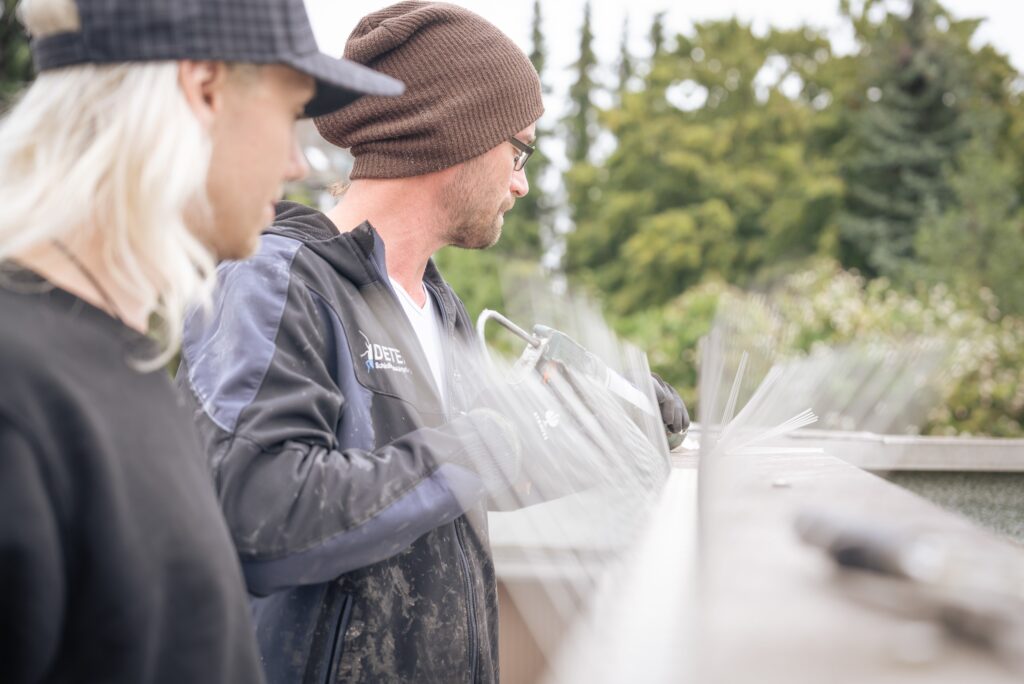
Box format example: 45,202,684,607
314,1,544,179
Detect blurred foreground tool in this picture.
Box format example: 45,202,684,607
476,309,687,448
797,506,1024,674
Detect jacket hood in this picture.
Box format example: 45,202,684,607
271,200,339,242
269,201,386,287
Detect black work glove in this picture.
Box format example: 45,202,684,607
651,373,690,447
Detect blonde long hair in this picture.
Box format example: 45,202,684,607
1,0,217,366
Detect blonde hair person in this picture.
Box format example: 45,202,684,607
0,35,215,364
0,1,402,682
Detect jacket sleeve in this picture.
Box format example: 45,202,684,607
178,238,493,596
0,419,64,683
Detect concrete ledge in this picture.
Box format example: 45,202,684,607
762,428,1024,472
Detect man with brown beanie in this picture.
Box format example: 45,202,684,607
177,2,689,682
173,3,541,682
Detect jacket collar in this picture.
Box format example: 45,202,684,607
267,201,456,319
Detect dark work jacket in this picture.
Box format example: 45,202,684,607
177,202,500,683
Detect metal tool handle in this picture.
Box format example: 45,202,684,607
477,309,541,349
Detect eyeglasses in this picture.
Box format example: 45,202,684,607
508,137,535,172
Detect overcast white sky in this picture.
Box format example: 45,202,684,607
305,0,1024,113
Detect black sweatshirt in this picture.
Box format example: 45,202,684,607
0,274,264,684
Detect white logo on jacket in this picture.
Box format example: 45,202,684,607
359,330,411,375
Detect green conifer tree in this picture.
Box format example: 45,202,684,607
494,0,551,260
916,128,1024,316
649,12,667,60
565,2,597,166
529,0,547,85
616,17,633,103
839,0,969,278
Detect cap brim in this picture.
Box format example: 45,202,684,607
286,51,404,118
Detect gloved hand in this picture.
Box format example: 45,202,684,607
472,379,581,457
468,376,602,506
651,373,690,448
443,408,523,497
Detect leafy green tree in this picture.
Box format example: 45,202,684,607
432,247,506,322
624,260,1024,438
545,0,1024,434
566,19,843,315
1,0,34,105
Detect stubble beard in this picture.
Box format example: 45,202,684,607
440,160,508,250
446,211,504,250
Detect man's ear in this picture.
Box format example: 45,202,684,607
178,60,231,130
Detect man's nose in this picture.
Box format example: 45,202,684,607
511,166,529,198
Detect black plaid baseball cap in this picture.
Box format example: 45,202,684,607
29,0,404,117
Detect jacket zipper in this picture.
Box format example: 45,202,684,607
324,593,354,684
425,279,479,682
454,518,479,683
350,229,483,680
